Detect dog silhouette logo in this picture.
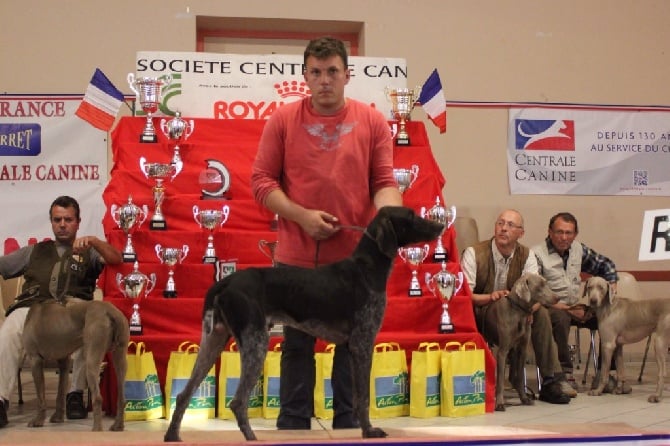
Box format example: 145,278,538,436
515,119,575,151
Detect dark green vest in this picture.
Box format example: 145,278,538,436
22,241,101,301
472,238,529,294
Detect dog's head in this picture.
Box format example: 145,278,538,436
368,206,444,258
583,276,615,308
510,272,558,307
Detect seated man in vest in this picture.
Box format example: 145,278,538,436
461,209,574,404
533,211,628,393
0,195,122,428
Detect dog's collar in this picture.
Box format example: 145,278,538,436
505,294,534,315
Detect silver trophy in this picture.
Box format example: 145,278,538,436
129,303,143,336
140,156,180,230
421,197,456,262
127,73,172,143
155,244,189,298
385,86,422,146
193,204,230,263
398,244,430,297
160,111,194,167
258,239,278,266
110,195,148,263
425,263,463,333
393,165,419,193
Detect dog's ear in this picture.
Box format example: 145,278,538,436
608,282,616,305
512,275,531,303
372,214,398,258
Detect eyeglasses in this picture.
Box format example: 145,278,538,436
495,220,523,230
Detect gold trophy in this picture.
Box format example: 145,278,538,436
421,197,456,262
385,86,422,146
127,74,172,143
425,263,463,333
398,244,430,297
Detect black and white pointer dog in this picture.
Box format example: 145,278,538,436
164,206,443,441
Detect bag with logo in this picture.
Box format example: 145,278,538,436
409,342,442,418
123,341,164,421
314,343,335,419
218,341,263,420
440,341,486,417
262,342,282,419
164,341,216,420
369,342,409,419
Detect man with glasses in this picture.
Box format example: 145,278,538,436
533,212,624,393
461,209,574,405
251,36,402,431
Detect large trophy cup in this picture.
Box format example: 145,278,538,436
425,263,463,333
116,261,157,335
193,204,230,263
393,165,419,194
385,86,422,146
155,244,189,298
421,197,456,262
127,73,172,143
398,244,430,297
110,195,148,262
160,111,194,167
140,156,178,230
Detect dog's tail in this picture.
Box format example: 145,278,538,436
203,276,233,335
108,304,131,349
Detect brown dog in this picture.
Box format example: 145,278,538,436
477,273,558,411
22,299,129,431
584,276,670,402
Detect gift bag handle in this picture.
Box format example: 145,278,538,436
228,341,238,352
128,341,146,356
324,343,336,353
461,341,478,351
178,340,193,352
418,342,440,351
374,342,401,352
444,341,462,352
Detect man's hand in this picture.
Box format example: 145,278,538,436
299,210,340,240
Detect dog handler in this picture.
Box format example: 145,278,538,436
461,209,575,404
251,36,402,430
0,195,122,428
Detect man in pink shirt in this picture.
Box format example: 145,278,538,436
251,36,402,430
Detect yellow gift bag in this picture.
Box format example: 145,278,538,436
262,342,282,419
123,341,164,421
165,341,216,421
314,344,335,420
409,342,441,418
218,341,263,420
440,341,486,417
369,342,409,419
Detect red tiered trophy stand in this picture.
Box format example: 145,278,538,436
99,117,495,414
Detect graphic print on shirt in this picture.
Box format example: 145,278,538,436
303,122,356,151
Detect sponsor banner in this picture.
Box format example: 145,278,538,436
0,96,107,254
639,209,670,261
507,108,670,195
133,51,407,119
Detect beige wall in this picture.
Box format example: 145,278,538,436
3,0,670,294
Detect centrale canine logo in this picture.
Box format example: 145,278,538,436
515,119,575,151
274,80,311,99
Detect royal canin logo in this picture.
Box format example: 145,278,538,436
213,80,310,119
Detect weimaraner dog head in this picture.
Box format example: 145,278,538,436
584,276,616,308
511,272,558,307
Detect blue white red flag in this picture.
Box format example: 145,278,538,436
418,69,447,133
75,68,124,131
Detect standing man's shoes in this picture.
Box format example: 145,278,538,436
66,391,87,420
0,398,8,428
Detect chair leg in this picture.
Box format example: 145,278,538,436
574,327,582,369
638,335,652,383
17,369,23,405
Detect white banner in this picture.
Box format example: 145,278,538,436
132,51,407,119
507,108,670,195
639,209,670,261
0,96,108,254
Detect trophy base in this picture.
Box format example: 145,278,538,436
140,134,157,143
439,323,454,334
396,136,410,146
163,290,177,298
203,256,218,264
150,220,167,230
433,252,447,262
129,324,143,336
122,253,137,263
408,289,422,297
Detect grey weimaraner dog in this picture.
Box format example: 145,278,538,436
585,276,670,402
476,273,558,411
164,206,443,442
22,299,129,431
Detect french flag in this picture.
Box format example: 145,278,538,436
418,69,447,133
76,68,124,131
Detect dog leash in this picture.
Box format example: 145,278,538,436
313,224,369,267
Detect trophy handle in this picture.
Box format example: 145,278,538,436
420,206,427,219
424,272,435,294
455,271,464,295
154,244,163,262
397,248,406,262
192,205,200,225
110,204,119,225
139,205,149,225
185,120,195,139
159,118,169,134
172,159,183,179
127,73,138,96
421,244,430,262
221,205,230,225
139,156,149,179
115,272,124,296
447,205,457,229
146,273,157,295
409,164,419,188
161,74,173,87
180,245,189,262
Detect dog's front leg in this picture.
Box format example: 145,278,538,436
510,344,532,406
350,343,387,438
50,357,71,424
589,340,615,396
494,346,509,411
27,356,48,427
650,335,667,403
